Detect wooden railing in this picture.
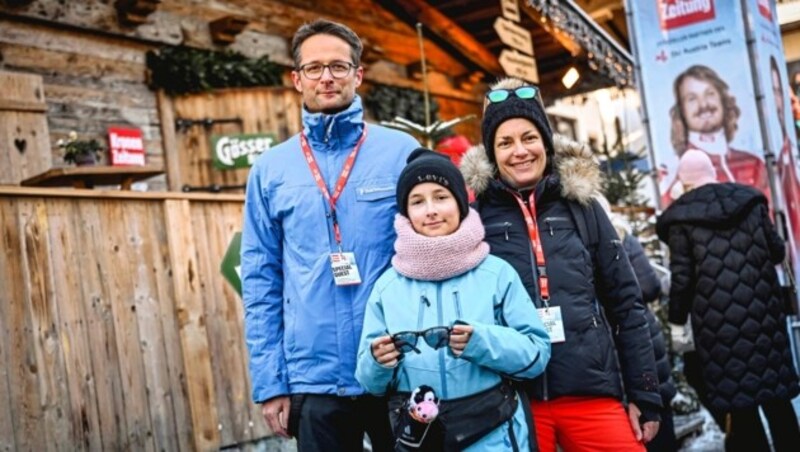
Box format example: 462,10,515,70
0,187,267,451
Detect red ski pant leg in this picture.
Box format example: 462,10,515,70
531,396,645,452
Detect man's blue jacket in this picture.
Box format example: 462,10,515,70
241,96,418,402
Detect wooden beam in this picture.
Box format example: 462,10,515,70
209,15,250,45
384,0,502,75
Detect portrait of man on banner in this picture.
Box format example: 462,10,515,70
771,55,800,263
661,64,769,204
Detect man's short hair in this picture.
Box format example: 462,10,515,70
670,65,740,156
291,19,363,68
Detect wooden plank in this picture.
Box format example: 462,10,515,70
157,90,182,191
20,165,165,189
126,201,180,452
0,20,150,64
164,199,220,450
0,199,21,452
2,201,42,452
0,70,46,103
73,200,128,450
0,186,245,202
219,202,270,441
191,205,236,447
0,43,147,84
45,198,103,450
103,201,156,451
379,0,502,74
144,201,194,451
0,99,47,112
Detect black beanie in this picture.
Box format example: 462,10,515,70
481,94,554,168
396,148,469,220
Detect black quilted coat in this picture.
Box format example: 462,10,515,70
656,182,799,412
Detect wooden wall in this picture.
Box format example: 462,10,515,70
0,18,163,170
0,187,265,451
160,87,303,192
0,0,483,192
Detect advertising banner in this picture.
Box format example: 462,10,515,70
628,0,766,206
630,0,799,301
745,0,800,298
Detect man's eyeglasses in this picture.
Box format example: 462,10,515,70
296,61,356,80
391,327,452,354
485,86,540,103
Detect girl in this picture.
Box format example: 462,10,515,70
356,148,550,451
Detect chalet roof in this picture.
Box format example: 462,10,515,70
377,0,633,101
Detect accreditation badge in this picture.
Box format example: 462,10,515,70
330,252,362,286
537,306,565,343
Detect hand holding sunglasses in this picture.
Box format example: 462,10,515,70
371,335,402,367
448,324,473,357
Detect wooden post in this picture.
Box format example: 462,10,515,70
157,91,182,191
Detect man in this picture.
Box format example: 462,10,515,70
241,19,418,451
663,64,768,205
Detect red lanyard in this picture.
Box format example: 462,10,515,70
508,190,550,303
299,126,368,248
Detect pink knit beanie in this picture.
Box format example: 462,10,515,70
677,149,717,188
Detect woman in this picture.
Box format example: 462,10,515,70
656,149,800,452
460,77,662,451
355,148,551,451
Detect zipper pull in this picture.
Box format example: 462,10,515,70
504,222,510,241
592,316,598,328
421,295,430,307
547,220,554,236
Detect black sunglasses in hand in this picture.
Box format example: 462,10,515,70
391,326,452,354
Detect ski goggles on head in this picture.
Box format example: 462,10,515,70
391,326,452,354
485,85,540,104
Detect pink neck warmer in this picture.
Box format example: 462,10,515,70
391,208,490,281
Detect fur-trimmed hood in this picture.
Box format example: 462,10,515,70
459,134,601,205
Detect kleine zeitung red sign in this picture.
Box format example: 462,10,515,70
659,0,715,30
107,127,145,166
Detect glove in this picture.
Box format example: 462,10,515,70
669,322,695,353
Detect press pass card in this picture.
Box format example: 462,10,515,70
330,252,362,286
537,306,566,343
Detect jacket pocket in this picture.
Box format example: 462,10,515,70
355,179,397,252
485,222,513,241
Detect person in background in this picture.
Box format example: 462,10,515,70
355,148,550,451
240,19,418,451
656,149,800,452
596,195,679,452
461,77,661,451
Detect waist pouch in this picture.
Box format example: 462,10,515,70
389,381,518,450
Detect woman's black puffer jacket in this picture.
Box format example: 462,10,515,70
656,182,799,412
461,136,662,413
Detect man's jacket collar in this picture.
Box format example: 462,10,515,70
302,95,365,148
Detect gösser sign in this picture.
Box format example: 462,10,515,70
210,133,276,169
